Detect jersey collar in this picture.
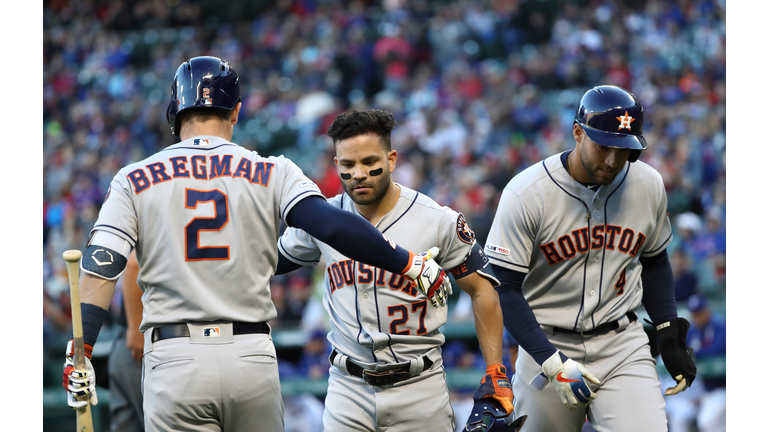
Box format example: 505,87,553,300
166,135,235,150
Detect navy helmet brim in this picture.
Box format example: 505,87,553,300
579,123,647,150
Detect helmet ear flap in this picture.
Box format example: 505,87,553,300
628,149,641,163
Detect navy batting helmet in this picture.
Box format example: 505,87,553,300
166,56,241,135
574,85,647,162
464,398,527,432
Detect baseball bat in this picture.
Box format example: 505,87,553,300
63,249,95,432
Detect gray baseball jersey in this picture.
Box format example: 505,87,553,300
485,153,671,330
485,152,673,431
279,184,473,362
91,135,324,331
279,184,477,431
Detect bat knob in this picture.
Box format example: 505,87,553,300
63,249,83,263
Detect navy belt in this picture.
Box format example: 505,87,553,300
330,349,433,386
151,322,270,342
552,312,637,336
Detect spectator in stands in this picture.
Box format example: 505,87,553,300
296,328,331,380
665,294,726,432
671,249,698,304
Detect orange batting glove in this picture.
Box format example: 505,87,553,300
473,364,514,415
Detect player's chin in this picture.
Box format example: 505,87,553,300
349,190,377,205
594,170,618,185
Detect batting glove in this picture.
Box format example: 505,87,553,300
62,339,98,410
472,364,515,415
404,247,452,307
533,351,600,411
655,318,697,396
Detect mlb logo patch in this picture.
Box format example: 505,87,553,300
194,138,210,147
485,244,510,255
203,327,221,338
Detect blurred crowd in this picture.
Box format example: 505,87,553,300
43,0,726,427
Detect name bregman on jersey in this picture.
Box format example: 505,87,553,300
540,224,646,265
126,155,274,194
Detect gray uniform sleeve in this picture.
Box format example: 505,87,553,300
274,156,325,224
90,172,139,247
435,210,474,272
484,187,536,274
278,226,322,266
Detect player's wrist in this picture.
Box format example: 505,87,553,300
542,350,565,377
402,250,419,277
485,364,507,377
66,339,94,360
80,303,110,348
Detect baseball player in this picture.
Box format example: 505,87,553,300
484,85,697,431
276,109,517,432
61,56,451,432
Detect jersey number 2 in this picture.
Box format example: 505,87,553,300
185,188,229,261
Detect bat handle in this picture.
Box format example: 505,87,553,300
63,250,87,370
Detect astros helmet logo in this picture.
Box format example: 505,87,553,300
616,111,636,130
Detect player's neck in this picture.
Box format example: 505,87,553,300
355,182,400,225
179,121,234,142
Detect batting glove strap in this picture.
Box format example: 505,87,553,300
656,318,697,389
66,339,94,359
403,247,451,307
541,351,600,410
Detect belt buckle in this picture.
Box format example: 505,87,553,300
362,369,411,386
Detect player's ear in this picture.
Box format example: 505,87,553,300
231,102,242,125
573,123,584,144
388,150,398,173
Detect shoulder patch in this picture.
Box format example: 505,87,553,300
456,214,475,245
485,243,510,255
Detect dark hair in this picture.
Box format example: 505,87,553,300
177,107,233,131
326,109,396,151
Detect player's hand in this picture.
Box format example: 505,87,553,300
126,327,145,361
62,339,98,410
403,247,452,307
472,364,515,415
655,317,697,396
537,351,600,410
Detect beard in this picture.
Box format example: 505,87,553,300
342,168,393,205
578,145,620,186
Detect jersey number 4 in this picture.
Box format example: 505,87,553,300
185,188,230,261
388,300,428,335
615,269,626,296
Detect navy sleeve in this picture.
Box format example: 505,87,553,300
275,250,304,275
285,195,411,275
493,264,557,366
639,250,678,325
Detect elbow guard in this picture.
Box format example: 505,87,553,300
81,244,129,280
